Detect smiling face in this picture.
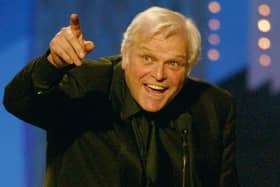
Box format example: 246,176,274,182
122,31,189,112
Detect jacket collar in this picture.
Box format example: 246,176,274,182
110,63,141,120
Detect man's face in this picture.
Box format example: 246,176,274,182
122,31,189,112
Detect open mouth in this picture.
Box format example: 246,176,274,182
144,84,168,95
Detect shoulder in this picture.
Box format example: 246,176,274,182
181,77,235,119
185,76,234,102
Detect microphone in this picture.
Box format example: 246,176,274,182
175,113,192,187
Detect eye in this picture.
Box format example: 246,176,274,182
168,61,179,67
143,55,152,63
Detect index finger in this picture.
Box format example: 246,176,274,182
70,13,81,31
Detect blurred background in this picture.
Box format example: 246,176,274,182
0,0,279,186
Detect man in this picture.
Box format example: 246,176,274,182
4,6,239,187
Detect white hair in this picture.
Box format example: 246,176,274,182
121,6,201,68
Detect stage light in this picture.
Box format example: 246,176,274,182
259,54,271,67
207,1,222,63
208,33,220,45
208,18,221,31
257,19,271,32
258,37,271,50
208,1,221,14
258,4,271,17
207,49,220,61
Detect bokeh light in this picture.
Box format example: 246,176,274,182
207,49,220,61
258,37,271,50
208,19,221,31
208,1,221,14
259,54,271,67
208,34,220,45
258,4,271,17
257,19,271,32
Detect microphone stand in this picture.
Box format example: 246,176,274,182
181,129,189,187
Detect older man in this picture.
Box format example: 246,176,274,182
4,7,239,187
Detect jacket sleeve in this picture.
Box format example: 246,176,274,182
3,52,114,131
219,96,240,187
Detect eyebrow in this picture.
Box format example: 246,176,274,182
139,46,187,60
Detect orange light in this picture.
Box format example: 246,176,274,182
259,54,271,67
208,1,221,14
208,49,220,61
258,4,271,17
258,37,271,50
257,19,271,32
208,34,220,45
208,19,221,31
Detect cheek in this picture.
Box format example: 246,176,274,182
125,65,145,88
169,72,186,89
128,63,151,80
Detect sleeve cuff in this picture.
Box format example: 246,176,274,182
32,50,74,91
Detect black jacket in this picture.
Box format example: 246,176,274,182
3,54,239,187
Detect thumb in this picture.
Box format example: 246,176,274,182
84,41,95,52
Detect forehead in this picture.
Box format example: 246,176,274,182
134,23,187,46
134,30,188,58
139,22,186,40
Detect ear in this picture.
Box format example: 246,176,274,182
121,49,128,70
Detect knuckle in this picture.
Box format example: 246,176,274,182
61,27,67,32
55,50,63,59
61,55,71,64
64,45,73,54
65,28,74,38
49,39,56,47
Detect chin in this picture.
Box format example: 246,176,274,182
140,103,164,113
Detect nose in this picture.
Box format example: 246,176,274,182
152,63,167,81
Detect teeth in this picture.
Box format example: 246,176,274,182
147,84,165,90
